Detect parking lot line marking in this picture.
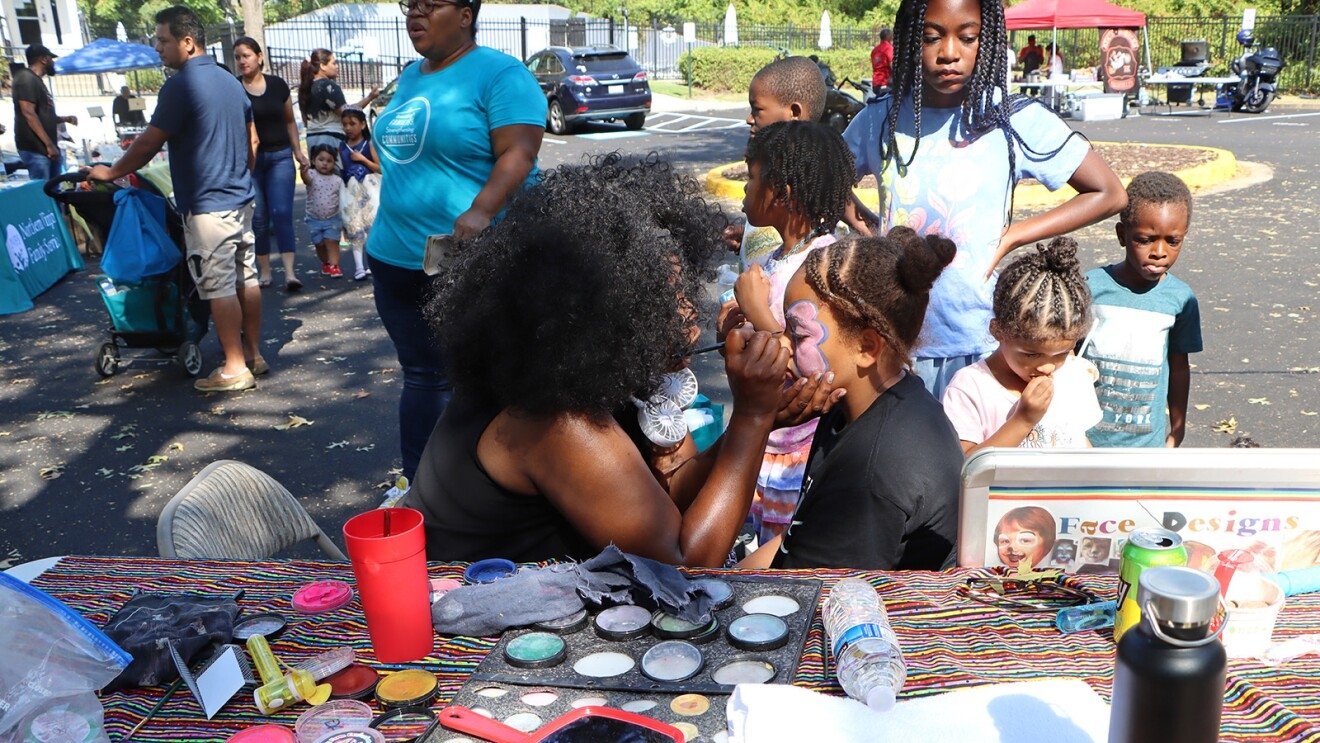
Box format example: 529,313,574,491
543,137,568,145
1218,111,1320,124
576,131,652,141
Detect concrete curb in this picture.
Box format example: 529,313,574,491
704,141,1239,210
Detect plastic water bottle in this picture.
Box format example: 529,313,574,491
823,578,906,711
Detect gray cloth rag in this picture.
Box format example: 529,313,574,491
431,545,720,636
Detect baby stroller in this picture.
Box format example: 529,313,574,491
45,170,209,378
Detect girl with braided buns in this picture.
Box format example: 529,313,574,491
731,120,855,546
941,237,1102,453
741,228,964,570
842,0,1125,400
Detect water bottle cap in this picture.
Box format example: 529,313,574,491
866,686,896,712
1137,566,1219,627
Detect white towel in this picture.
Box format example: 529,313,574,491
727,679,1110,743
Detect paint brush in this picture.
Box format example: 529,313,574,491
686,341,726,356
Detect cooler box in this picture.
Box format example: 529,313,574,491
1077,93,1124,121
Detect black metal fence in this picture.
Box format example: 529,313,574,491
23,13,1320,100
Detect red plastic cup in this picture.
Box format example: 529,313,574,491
343,508,433,663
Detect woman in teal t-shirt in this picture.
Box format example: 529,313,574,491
366,0,546,488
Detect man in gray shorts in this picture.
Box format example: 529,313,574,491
89,5,263,392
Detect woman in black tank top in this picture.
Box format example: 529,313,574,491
404,156,830,567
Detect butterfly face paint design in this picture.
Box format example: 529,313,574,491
786,299,831,378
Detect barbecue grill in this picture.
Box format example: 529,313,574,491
1157,39,1212,104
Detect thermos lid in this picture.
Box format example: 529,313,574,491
1137,566,1219,627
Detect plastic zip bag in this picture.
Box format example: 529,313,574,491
0,573,130,743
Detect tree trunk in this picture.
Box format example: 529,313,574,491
240,0,264,54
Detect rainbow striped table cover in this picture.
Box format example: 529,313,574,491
30,556,1320,742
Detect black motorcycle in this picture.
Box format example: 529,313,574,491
1222,30,1285,114
772,47,866,133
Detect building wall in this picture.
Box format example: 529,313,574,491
3,0,85,56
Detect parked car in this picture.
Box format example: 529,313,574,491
366,64,411,127
525,45,651,135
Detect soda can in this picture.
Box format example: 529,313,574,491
1114,527,1188,641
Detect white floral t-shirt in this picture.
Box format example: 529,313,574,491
941,354,1102,448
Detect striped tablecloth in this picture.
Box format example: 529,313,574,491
31,557,1320,742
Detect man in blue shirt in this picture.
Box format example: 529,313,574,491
89,5,262,392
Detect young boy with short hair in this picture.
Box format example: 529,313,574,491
738,56,828,269
1081,171,1202,447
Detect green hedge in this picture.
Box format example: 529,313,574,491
681,47,875,94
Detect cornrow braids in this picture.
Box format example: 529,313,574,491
745,121,856,232
883,0,1084,210
802,228,956,366
1121,171,1193,225
993,236,1092,343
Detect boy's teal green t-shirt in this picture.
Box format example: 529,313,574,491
367,47,546,270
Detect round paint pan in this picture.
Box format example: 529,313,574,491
293,580,355,614
640,640,705,683
311,732,384,743
690,577,735,611
593,605,652,641
650,610,717,641
231,612,288,642
712,658,778,686
573,651,636,678
532,608,589,635
369,706,438,742
375,669,439,710
325,663,380,701
687,617,723,646
464,558,517,584
296,699,374,743
741,594,800,617
226,726,297,743
502,632,568,670
726,613,789,652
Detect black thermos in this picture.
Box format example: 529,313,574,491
1108,566,1226,743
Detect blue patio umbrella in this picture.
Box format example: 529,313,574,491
54,38,161,74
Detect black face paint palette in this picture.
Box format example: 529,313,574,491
439,575,822,742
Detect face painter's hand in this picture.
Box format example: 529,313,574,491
775,371,846,428
725,326,790,417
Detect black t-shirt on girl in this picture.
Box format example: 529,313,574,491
305,78,347,137
771,372,963,571
247,75,292,151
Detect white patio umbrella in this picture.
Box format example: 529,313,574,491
723,3,738,47
819,10,832,50
115,22,127,42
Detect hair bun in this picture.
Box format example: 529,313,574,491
890,226,955,294
1039,236,1080,274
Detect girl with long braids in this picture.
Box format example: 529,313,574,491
842,0,1125,400
741,228,965,571
942,237,1102,453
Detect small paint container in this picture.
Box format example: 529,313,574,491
464,558,517,584
532,608,589,634
292,581,355,614
502,632,568,669
712,658,778,686
325,663,380,701
296,700,374,743
374,669,438,710
232,612,288,642
368,706,438,741
690,577,735,611
572,651,636,678
226,725,297,743
593,605,652,641
312,731,385,743
429,578,462,603
726,613,789,652
687,617,723,645
640,640,705,683
670,693,711,717
650,610,717,641
741,594,800,617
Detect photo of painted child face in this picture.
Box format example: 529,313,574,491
1080,537,1112,564
997,522,1048,568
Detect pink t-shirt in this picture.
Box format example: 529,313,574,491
941,354,1102,448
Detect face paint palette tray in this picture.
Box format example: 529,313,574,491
461,575,821,697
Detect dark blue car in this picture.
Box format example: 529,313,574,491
526,45,652,135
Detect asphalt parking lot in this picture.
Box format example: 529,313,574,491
3,96,1319,563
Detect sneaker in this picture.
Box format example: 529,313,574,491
353,269,368,281
321,262,332,276
327,264,343,278
248,356,269,376
194,367,255,392
380,476,410,508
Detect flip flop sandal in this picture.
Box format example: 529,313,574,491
286,278,304,292
258,276,273,288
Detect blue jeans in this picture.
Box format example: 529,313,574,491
19,150,63,180
369,254,452,481
252,148,297,256
305,215,343,244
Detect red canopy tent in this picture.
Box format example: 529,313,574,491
1005,0,1150,86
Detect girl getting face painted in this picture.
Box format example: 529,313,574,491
785,298,832,378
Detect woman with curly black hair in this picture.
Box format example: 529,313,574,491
402,155,793,567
